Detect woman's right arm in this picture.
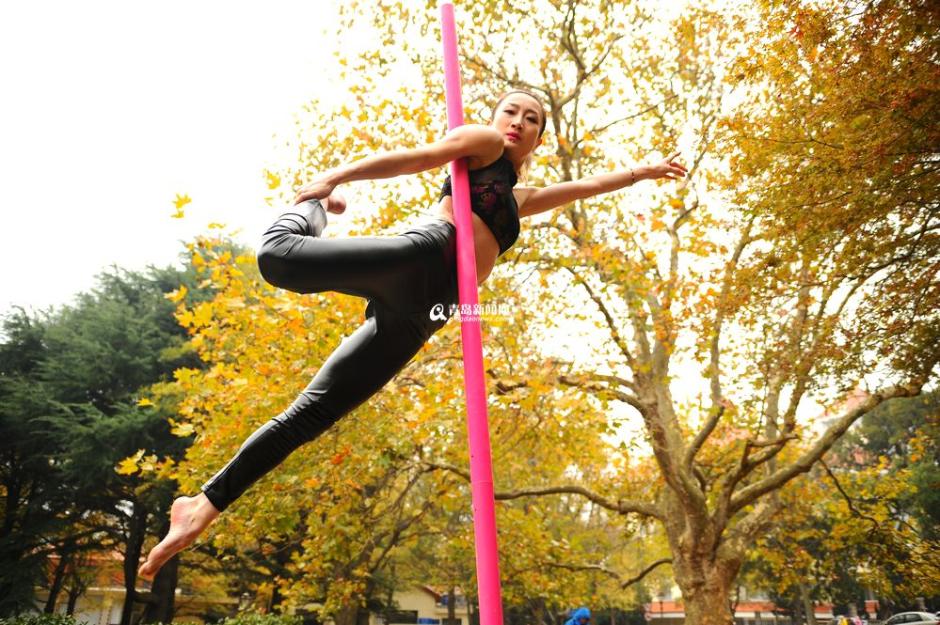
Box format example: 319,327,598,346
293,124,503,204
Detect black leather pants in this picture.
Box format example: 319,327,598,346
201,200,458,512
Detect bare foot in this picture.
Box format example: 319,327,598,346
138,493,220,579
323,192,346,215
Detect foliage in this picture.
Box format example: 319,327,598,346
217,612,302,625
0,311,69,614
0,615,91,625
0,258,219,618
721,1,940,614
125,222,634,622
126,0,938,624
843,391,940,542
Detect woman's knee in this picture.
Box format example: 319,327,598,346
256,241,290,287
276,392,342,443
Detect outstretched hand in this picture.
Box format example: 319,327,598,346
294,173,337,205
648,151,688,181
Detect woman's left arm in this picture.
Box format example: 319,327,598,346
518,151,688,218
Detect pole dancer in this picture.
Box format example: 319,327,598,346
138,5,688,597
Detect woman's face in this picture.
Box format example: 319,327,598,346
491,93,543,159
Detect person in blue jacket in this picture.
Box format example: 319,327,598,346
564,607,591,625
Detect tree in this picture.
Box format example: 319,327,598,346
132,1,939,624
0,311,70,614
842,391,940,543
0,259,214,620
43,265,208,624
315,2,939,623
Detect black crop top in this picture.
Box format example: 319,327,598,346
438,155,520,255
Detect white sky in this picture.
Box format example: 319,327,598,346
0,0,344,316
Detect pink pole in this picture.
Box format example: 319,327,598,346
438,2,504,624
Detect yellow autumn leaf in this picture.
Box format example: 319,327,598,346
171,422,195,437
173,368,198,384
177,309,194,327
171,193,191,219
115,448,145,475
136,397,154,407
173,193,191,209
192,302,213,327
166,285,188,303
116,457,139,475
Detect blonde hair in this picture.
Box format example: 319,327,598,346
490,89,548,183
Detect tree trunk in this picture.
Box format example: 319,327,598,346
140,554,178,624
667,527,738,625
447,587,456,625
530,598,544,625
66,586,81,615
44,552,70,613
333,603,363,625
139,511,178,625
664,515,737,624
268,584,283,612
799,583,817,625
681,578,735,625
120,501,149,625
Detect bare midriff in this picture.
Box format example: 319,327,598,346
432,196,502,284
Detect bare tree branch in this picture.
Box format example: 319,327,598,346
780,275,867,429
707,221,754,407
620,558,673,589
820,459,881,529
556,0,624,109
512,557,670,589
574,95,678,150
464,56,550,100
532,561,620,579
683,403,726,474
560,264,639,371
558,373,645,414
721,433,800,503
497,484,662,519
729,378,929,514
420,461,663,519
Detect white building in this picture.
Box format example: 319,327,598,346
369,586,467,625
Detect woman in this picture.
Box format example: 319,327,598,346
138,89,687,578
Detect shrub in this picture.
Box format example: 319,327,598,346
0,616,90,625
217,613,303,625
